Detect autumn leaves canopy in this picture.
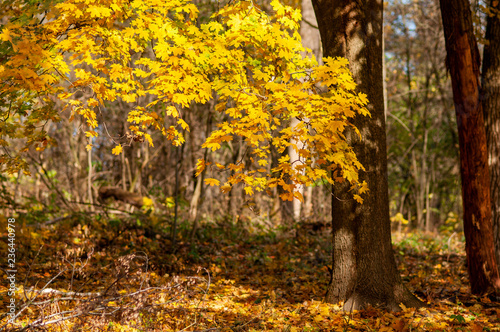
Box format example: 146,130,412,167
0,0,369,202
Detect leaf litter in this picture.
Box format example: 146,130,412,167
1,214,499,331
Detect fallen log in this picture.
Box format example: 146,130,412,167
98,186,146,208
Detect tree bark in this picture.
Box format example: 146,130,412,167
482,0,500,272
311,0,423,310
439,0,500,294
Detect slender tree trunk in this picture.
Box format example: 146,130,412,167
289,117,304,221
87,137,94,211
439,0,500,294
411,150,424,229
312,0,422,310
288,0,322,221
481,0,500,271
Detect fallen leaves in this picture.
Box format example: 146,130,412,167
1,216,499,331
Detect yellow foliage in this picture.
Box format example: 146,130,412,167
111,145,123,155
142,197,154,207
391,212,409,225
204,178,220,186
0,0,369,202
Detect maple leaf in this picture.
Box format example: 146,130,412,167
178,119,190,131
353,194,364,204
112,145,123,155
195,159,207,176
0,27,14,43
204,178,220,186
244,186,254,196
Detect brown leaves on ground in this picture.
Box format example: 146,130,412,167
0,214,499,331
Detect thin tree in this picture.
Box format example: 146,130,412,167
311,0,423,310
289,0,323,221
439,0,500,294
482,0,500,270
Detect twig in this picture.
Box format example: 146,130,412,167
4,251,210,332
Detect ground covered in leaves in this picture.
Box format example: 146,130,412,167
1,212,500,331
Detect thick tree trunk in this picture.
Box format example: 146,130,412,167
439,0,500,294
482,0,500,271
311,0,422,310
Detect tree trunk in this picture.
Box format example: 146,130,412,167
288,0,323,221
481,0,500,271
311,0,423,310
439,0,500,294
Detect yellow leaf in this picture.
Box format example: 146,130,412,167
319,304,330,316
87,98,99,107
112,145,123,155
293,191,304,202
244,186,254,195
145,133,153,147
166,106,179,117
85,130,98,138
353,194,363,204
0,28,13,42
221,183,232,193
195,159,207,176
87,5,111,18
58,92,73,99
178,119,190,131
228,163,244,172
204,178,220,186
280,192,293,201
283,71,291,83
142,197,153,207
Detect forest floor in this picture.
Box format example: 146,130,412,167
1,211,499,331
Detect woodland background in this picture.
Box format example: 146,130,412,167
1,0,500,331
1,0,463,237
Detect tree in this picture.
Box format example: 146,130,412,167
286,0,323,221
439,0,500,294
385,0,460,233
0,1,369,218
311,0,422,310
481,0,500,271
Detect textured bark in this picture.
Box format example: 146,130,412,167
482,0,500,272
440,0,500,294
311,0,423,310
